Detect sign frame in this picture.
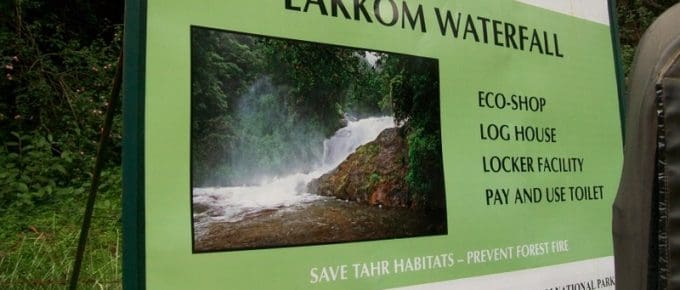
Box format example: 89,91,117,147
122,0,626,288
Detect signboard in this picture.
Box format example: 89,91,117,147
123,0,624,289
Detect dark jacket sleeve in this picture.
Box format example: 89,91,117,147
613,4,680,290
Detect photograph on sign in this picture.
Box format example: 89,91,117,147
190,27,447,252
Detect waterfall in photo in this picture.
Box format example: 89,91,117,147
192,116,395,228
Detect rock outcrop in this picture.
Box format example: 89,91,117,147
307,128,410,207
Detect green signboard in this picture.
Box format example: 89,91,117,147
123,0,624,289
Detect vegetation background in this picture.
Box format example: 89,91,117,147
0,0,676,289
190,27,443,210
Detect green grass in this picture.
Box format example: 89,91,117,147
0,175,122,289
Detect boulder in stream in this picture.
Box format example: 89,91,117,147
307,128,410,207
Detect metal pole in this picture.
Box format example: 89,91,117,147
69,50,123,290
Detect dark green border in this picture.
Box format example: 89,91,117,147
122,0,146,288
608,0,627,142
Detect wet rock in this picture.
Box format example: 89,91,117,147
193,202,210,214
308,128,410,207
193,198,446,251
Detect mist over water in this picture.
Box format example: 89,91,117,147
193,116,395,228
225,77,325,186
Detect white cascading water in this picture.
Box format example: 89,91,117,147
192,116,395,226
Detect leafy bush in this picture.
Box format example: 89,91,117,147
0,0,122,209
0,131,86,207
382,54,444,209
405,128,444,208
